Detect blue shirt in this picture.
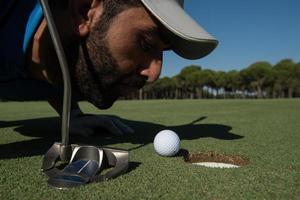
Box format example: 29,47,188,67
0,0,43,82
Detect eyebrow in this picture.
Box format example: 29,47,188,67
141,27,159,36
140,27,171,50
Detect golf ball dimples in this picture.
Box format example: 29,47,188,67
154,130,180,156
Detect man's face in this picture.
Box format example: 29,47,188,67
74,6,169,109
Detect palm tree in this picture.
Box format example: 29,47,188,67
273,59,295,98
212,71,226,98
241,61,272,98
224,70,242,98
177,65,202,98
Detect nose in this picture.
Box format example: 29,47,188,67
139,53,163,83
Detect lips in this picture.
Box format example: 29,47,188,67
121,74,147,88
116,74,147,95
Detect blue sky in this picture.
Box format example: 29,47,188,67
161,0,300,77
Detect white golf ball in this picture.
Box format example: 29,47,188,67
154,130,180,156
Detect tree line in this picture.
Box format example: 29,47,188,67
124,59,300,99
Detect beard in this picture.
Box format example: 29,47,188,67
73,30,146,109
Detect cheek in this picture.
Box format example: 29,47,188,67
106,29,143,74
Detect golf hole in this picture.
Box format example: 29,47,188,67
184,151,250,169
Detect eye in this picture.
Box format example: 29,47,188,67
140,38,154,52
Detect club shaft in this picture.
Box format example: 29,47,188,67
39,0,71,146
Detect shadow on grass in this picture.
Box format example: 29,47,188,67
0,116,243,159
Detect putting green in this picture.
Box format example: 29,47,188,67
0,99,299,199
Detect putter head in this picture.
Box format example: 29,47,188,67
42,143,129,189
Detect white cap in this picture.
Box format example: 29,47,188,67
140,0,218,59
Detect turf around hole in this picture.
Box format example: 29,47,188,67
0,99,300,199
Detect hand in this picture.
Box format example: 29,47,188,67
69,109,135,137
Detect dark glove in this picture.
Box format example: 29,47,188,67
69,109,134,137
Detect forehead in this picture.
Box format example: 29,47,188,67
113,6,158,30
107,6,170,47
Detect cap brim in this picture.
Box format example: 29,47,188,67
140,0,218,60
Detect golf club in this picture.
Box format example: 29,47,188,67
39,0,129,189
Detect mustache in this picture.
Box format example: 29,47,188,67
81,40,147,89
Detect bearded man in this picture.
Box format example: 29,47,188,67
0,0,218,136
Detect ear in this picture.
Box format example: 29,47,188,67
70,0,103,37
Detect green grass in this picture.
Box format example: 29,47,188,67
0,99,299,199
